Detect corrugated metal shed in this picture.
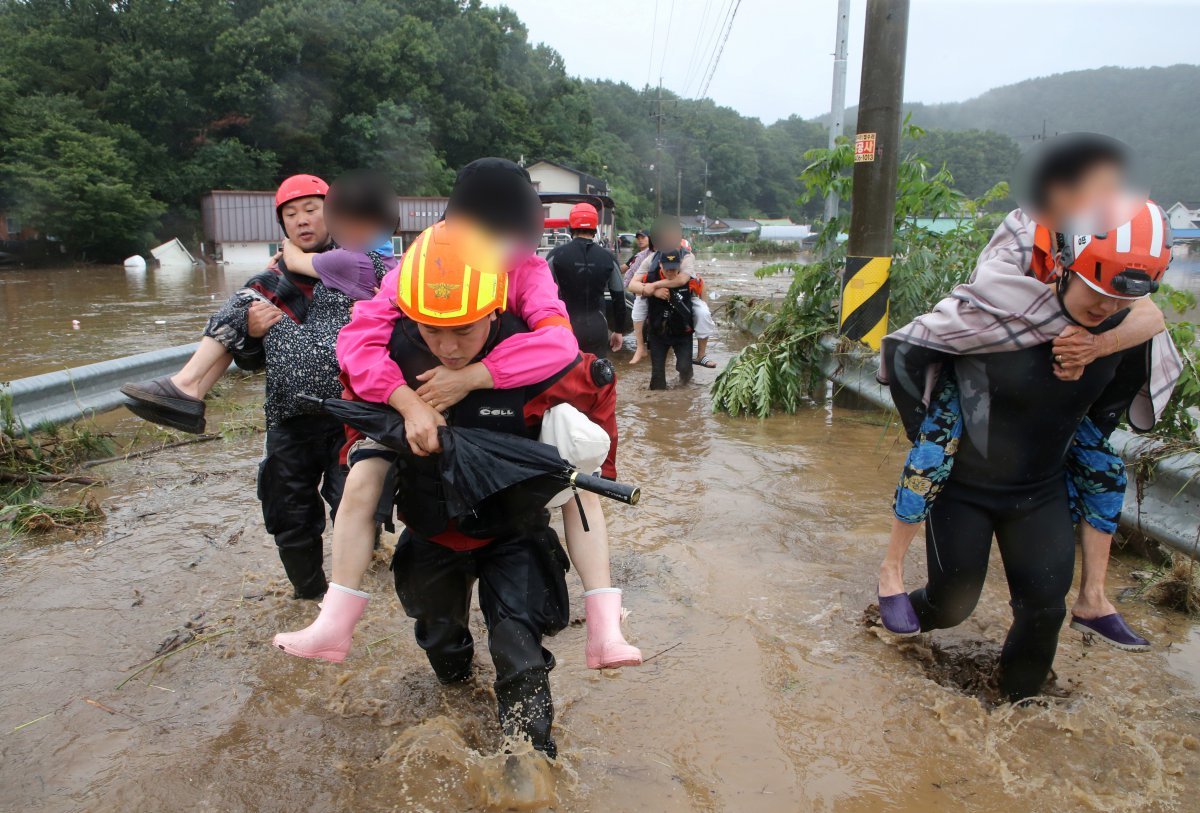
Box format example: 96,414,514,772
398,197,447,233
201,191,278,243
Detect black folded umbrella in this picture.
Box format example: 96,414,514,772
299,394,410,451
301,396,640,515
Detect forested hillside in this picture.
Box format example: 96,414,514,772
847,65,1200,208
0,0,1108,261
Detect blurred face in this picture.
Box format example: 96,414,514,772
280,196,327,250
1060,273,1130,327
655,225,683,249
416,313,496,370
636,234,649,250
1043,160,1125,232
663,266,681,282
328,215,392,253
445,213,536,271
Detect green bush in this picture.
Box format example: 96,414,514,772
713,123,1006,416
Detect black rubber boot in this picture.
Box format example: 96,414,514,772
427,640,475,685
495,667,557,759
278,543,328,600
491,618,557,758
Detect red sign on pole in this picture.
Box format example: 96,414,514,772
854,132,877,163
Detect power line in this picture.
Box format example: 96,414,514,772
654,0,678,91
680,0,716,97
689,0,734,101
697,0,743,100
644,0,661,89
689,0,735,100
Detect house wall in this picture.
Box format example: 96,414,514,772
1166,204,1197,231
218,241,276,266
527,164,581,221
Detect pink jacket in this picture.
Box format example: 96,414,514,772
337,252,579,403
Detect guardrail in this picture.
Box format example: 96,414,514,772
815,336,1200,561
2,344,217,429
723,301,1200,561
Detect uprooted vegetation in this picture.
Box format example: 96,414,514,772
1136,554,1200,617
1,391,111,540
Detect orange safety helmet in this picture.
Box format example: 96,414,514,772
568,202,599,231
395,221,508,326
1061,200,1172,299
275,174,329,210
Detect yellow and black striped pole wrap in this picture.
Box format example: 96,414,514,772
839,255,890,350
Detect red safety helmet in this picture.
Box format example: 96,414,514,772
568,202,599,231
275,174,329,211
1061,200,1172,299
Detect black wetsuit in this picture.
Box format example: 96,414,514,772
644,263,694,390
547,236,627,357
884,318,1148,700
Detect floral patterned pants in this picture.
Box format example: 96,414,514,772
893,370,1127,534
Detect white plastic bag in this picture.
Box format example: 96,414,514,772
539,403,611,508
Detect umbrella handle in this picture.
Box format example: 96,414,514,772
571,472,641,506
297,394,324,406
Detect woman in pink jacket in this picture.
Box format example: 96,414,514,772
273,159,643,669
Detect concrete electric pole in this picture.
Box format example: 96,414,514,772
824,0,850,225
839,0,910,350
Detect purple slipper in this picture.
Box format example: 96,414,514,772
878,593,920,636
1070,613,1150,652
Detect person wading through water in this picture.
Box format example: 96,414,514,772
883,200,1175,701
339,220,630,757
546,202,627,359
874,134,1175,653
123,172,400,598
273,165,642,674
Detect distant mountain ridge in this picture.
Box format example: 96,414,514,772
845,65,1200,205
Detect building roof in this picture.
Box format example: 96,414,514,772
722,218,762,233
527,159,608,195
909,217,973,235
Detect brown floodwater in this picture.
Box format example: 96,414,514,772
2,258,1199,812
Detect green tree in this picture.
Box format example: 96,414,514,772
340,102,453,195
0,94,164,260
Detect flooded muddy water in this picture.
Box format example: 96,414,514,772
2,258,1200,812
0,263,257,380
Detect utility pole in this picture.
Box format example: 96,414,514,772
840,0,910,350
701,160,709,236
824,0,850,224
676,168,682,218
652,78,665,217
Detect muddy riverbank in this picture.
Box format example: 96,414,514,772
2,259,1199,812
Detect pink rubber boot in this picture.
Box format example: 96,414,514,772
273,584,368,663
584,588,643,669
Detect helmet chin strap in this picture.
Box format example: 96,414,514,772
1056,271,1087,328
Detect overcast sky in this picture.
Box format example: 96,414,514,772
488,0,1200,123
